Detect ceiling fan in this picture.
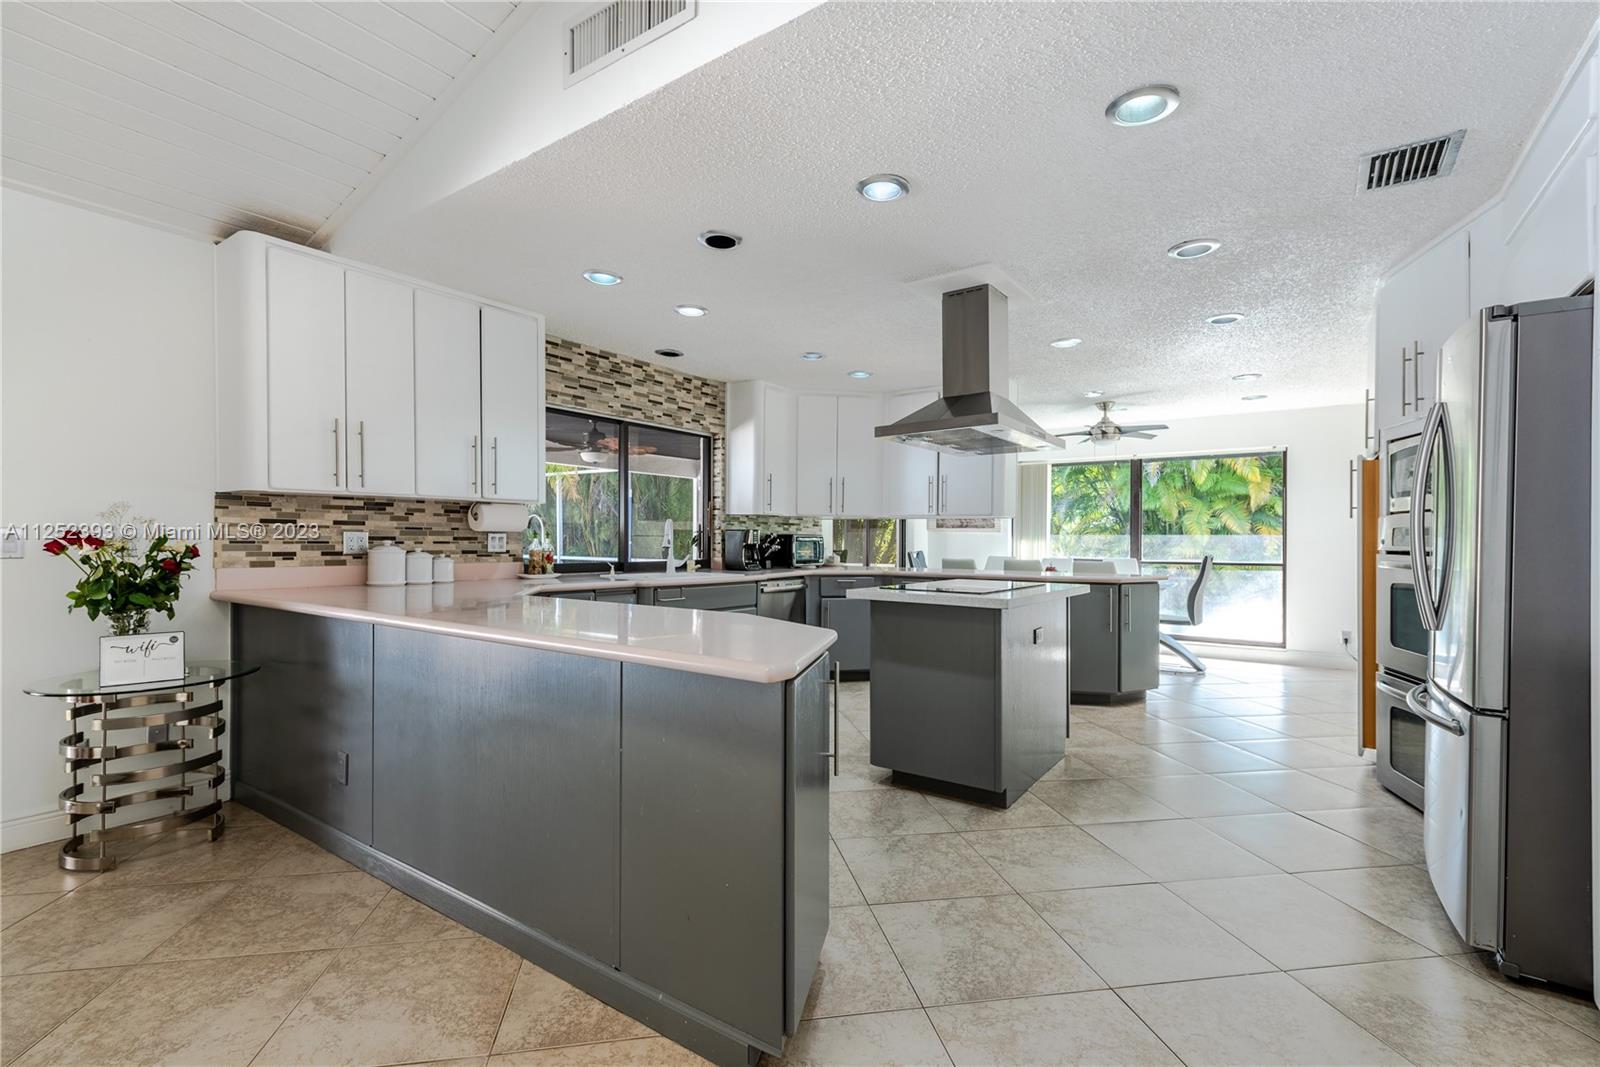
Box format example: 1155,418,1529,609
1057,401,1168,444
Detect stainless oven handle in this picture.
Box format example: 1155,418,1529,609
1406,681,1463,736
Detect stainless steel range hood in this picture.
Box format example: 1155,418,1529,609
874,285,1064,454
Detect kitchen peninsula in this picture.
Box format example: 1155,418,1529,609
213,580,834,1067
848,579,1086,805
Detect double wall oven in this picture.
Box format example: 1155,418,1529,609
1373,429,1427,808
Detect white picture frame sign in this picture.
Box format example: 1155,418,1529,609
99,631,186,687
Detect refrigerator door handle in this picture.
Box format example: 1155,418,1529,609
1406,680,1464,736
1410,401,1452,632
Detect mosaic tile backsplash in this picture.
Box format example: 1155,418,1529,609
214,335,819,568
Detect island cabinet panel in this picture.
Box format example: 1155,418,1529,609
786,654,831,1033
372,626,622,967
1068,585,1120,695
999,598,1070,792
869,602,1000,791
1118,583,1161,693
620,663,789,1047
232,606,374,844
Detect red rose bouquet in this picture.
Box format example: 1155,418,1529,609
44,529,200,636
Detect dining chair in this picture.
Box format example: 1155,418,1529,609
1160,554,1214,674
1071,558,1117,575
941,557,977,570
1002,558,1044,574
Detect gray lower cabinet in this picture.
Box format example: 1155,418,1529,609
1068,583,1160,699
619,656,828,1047
372,627,622,966
650,582,758,611
818,576,879,673
232,606,374,843
594,589,637,604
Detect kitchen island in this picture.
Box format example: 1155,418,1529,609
847,579,1088,806
213,580,834,1067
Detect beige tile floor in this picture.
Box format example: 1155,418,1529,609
3,660,1599,1066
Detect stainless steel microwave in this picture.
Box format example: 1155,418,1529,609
1382,432,1422,515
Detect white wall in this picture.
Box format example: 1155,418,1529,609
1024,403,1365,664
904,518,1014,570
1,189,224,851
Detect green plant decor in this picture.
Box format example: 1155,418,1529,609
44,528,200,636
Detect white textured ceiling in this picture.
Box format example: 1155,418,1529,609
0,1,523,242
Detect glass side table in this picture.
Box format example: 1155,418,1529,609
23,661,258,871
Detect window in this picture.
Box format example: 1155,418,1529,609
829,519,900,566
1050,461,1132,559
533,408,710,571
1048,451,1287,646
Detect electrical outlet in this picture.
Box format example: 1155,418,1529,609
1340,629,1353,647
487,533,507,552
342,531,369,554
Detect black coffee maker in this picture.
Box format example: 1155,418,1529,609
722,528,763,571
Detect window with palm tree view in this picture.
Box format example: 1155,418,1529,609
532,409,710,570
1050,451,1286,645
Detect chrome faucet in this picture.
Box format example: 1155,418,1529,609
522,512,549,570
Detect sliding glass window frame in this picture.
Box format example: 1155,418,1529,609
537,406,713,573
1046,449,1288,648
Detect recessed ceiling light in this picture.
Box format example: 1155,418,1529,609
856,174,909,202
1206,313,1245,326
697,230,742,250
801,351,825,361
654,348,684,359
847,370,873,379
1083,390,1104,398
582,270,622,286
1167,239,1221,260
1106,85,1181,127
1242,394,1268,401
1050,337,1083,349
673,304,708,317
1232,372,1263,382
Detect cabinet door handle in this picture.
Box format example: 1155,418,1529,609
471,435,479,494
491,436,499,495
927,475,934,513
1400,347,1411,415
1363,389,1375,449
1412,341,1425,407
1348,459,1357,518
358,421,366,488
840,476,846,513
1107,589,1115,632
332,418,340,485
766,473,773,510
826,659,840,776
1122,586,1131,630
827,476,833,514
940,474,948,512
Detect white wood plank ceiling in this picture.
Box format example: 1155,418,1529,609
1,1,523,243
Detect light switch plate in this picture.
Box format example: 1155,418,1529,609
487,533,507,552
342,531,368,554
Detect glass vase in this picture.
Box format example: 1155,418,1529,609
106,610,150,637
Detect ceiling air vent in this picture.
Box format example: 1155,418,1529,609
565,0,697,86
1361,130,1465,191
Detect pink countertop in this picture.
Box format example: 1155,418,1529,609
212,579,836,685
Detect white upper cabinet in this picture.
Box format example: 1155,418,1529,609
938,451,997,517
794,394,839,516
265,246,345,492
344,271,415,496
480,306,545,503
882,389,939,516
216,231,546,502
726,381,796,514
1374,228,1468,434
834,394,883,517
414,289,483,499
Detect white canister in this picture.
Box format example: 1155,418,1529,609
366,544,406,586
432,556,454,583
405,550,434,584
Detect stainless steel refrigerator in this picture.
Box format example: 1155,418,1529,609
1408,294,1593,992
